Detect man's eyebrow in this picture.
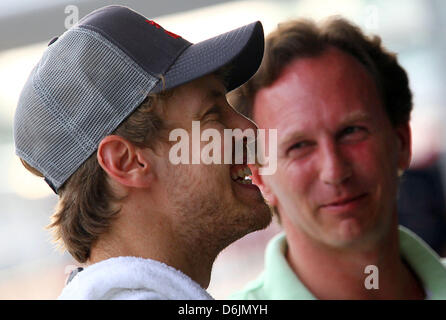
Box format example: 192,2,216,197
341,111,371,124
208,88,226,100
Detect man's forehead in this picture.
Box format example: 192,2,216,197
253,47,379,122
279,48,371,89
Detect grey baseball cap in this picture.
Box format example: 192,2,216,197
13,5,264,193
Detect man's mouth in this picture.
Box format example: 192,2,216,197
230,164,252,185
320,193,368,211
229,140,254,185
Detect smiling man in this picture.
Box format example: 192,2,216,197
13,5,271,299
229,18,446,299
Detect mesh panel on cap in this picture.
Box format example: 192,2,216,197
14,27,158,190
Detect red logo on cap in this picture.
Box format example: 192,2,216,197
146,20,181,39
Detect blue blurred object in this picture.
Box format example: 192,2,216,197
398,156,446,256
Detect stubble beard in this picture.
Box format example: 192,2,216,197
165,165,272,260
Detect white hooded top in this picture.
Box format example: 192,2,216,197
58,256,214,300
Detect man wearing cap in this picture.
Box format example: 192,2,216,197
229,18,446,299
13,5,271,299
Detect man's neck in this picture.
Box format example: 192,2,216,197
89,228,216,289
88,199,216,289
283,218,425,299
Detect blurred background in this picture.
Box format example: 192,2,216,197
1,0,446,299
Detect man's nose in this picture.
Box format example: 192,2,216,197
319,142,352,186
228,108,258,132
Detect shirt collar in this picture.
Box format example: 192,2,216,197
263,232,316,299
263,226,446,299
399,225,446,299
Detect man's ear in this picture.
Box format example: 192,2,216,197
97,135,152,188
249,164,278,206
395,122,412,174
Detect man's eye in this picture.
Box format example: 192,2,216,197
344,126,360,134
203,106,221,119
204,113,218,120
287,141,314,157
340,126,368,142
204,115,221,125
290,141,310,150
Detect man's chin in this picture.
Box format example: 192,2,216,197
337,218,364,240
321,222,382,250
239,200,273,234
216,203,272,252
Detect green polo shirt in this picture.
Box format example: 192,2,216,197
230,226,446,299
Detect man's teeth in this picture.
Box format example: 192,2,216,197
238,167,252,178
231,166,252,183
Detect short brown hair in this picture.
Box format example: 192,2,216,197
21,91,171,263
229,17,412,127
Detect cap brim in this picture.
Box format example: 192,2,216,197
152,21,264,93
